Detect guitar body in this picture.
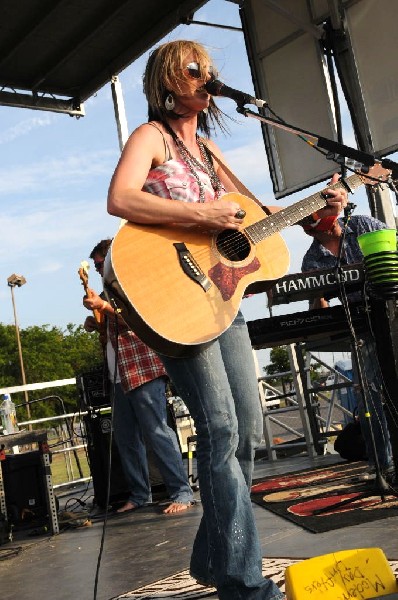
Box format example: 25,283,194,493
104,164,392,356
105,193,290,357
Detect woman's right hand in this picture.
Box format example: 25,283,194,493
196,198,245,230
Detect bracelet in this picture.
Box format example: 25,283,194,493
301,214,338,234
308,212,322,229
298,212,321,228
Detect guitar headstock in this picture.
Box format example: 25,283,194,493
356,163,392,186
78,261,90,288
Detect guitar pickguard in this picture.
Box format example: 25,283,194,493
208,257,261,300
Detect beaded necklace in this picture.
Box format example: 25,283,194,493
164,123,224,202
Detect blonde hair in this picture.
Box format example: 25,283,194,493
143,40,227,136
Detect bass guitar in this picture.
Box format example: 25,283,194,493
104,165,391,357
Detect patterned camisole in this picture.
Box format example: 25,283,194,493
142,124,226,203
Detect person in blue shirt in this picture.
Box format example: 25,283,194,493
300,211,395,482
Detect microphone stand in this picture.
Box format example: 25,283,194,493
234,100,398,509
337,206,390,499
312,204,393,515
235,105,398,183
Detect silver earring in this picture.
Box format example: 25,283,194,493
165,94,175,111
202,107,208,115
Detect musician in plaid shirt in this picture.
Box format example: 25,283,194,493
83,239,194,514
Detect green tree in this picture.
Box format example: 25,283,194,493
0,323,103,421
264,344,323,393
264,346,290,378
263,346,292,396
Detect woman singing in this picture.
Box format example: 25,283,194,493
107,39,347,600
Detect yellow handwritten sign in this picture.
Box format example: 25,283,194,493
285,548,398,600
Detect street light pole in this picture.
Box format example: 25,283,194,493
7,274,31,423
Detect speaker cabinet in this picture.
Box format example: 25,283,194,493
83,412,168,509
1,452,48,525
83,412,129,509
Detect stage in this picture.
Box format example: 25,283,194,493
1,452,398,600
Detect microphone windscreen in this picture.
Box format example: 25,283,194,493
204,79,223,95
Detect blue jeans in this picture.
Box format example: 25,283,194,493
352,334,393,471
160,312,283,600
112,377,193,506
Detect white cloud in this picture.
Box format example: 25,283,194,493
0,115,54,144
0,197,116,268
0,149,117,196
37,260,63,274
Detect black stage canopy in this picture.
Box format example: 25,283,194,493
0,0,207,115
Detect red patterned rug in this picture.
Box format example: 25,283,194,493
251,461,398,533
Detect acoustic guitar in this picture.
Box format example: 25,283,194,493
104,165,392,357
78,261,104,326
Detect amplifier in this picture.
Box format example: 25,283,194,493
1,451,48,526
83,412,129,508
76,365,110,410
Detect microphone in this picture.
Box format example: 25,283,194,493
204,79,267,108
344,202,357,217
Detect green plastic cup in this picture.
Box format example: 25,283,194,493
364,252,398,265
358,229,397,256
368,269,398,282
367,263,398,273
370,274,398,283
366,266,398,277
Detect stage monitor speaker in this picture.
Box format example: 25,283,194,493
240,0,337,198
1,451,48,525
84,412,167,509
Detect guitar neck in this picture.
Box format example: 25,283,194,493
79,268,103,326
246,172,364,242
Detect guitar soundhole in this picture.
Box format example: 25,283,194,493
216,230,251,262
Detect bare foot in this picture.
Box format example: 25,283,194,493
116,501,138,513
163,501,193,515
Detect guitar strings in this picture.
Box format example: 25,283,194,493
190,169,381,262
186,195,319,263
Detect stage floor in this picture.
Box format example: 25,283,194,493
1,452,398,600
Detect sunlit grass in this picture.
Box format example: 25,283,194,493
50,447,90,486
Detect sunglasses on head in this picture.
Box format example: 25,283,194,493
185,62,217,79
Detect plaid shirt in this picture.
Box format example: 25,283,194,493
108,317,167,393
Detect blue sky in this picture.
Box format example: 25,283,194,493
0,0,395,371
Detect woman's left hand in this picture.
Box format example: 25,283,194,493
317,173,348,218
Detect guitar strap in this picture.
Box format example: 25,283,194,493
203,144,272,216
